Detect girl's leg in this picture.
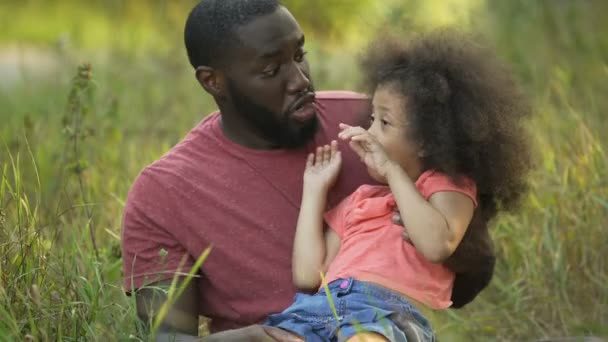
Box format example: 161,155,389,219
344,332,390,342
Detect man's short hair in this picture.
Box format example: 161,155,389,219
184,0,281,68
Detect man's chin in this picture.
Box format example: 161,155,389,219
283,114,319,147
288,111,317,127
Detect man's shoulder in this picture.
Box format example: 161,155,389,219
128,113,221,195
125,156,193,211
315,90,369,101
153,112,220,165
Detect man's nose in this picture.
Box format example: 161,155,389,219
286,63,310,94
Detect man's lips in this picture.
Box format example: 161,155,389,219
287,92,315,114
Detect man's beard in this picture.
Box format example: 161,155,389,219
226,79,319,149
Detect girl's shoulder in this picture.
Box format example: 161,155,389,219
416,170,478,205
351,184,392,200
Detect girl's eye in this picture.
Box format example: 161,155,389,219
370,114,389,126
369,114,390,126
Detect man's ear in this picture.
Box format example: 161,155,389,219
195,66,225,98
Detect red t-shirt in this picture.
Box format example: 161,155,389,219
121,91,374,332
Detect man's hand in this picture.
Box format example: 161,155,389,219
202,325,303,342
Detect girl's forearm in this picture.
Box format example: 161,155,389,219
292,187,328,289
385,164,452,263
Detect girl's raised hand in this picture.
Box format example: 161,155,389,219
303,140,342,192
338,123,395,180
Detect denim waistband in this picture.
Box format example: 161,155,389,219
319,278,414,308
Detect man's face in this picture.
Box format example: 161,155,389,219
221,6,318,148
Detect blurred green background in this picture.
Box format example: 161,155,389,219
1,0,607,340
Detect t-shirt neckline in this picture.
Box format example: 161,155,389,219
209,112,312,157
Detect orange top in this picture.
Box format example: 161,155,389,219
324,170,478,309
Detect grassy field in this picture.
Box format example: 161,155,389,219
1,1,607,341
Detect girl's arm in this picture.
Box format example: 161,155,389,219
292,188,328,289
338,123,474,263
385,164,474,263
292,142,343,290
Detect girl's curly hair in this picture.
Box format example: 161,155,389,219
360,30,533,307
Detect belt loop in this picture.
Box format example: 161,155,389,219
336,277,354,296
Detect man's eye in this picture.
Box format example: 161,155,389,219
294,50,308,63
381,119,389,126
263,65,280,77
369,114,375,123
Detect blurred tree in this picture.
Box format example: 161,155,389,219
477,0,608,116
281,0,383,48
0,0,386,51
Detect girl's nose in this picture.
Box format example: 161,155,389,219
367,123,378,137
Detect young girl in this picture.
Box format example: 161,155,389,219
265,31,532,342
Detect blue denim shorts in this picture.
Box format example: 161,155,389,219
264,278,435,342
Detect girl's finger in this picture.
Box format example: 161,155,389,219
338,126,366,139
306,153,314,169
349,126,367,135
323,144,331,165
316,146,323,166
349,140,367,161
335,150,342,164
338,128,351,139
351,134,380,152
350,135,373,150
350,134,372,143
330,140,338,158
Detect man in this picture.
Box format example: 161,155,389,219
122,0,494,341
123,0,372,340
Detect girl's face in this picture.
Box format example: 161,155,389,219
368,84,423,181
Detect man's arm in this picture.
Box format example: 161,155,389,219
136,278,200,340
136,279,303,342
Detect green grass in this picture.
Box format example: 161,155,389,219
1,1,607,341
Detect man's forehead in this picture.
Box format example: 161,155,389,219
235,6,304,56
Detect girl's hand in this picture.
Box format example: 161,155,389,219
338,123,396,180
303,140,342,193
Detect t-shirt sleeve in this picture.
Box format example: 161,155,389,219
323,191,356,238
121,170,195,293
417,171,478,207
